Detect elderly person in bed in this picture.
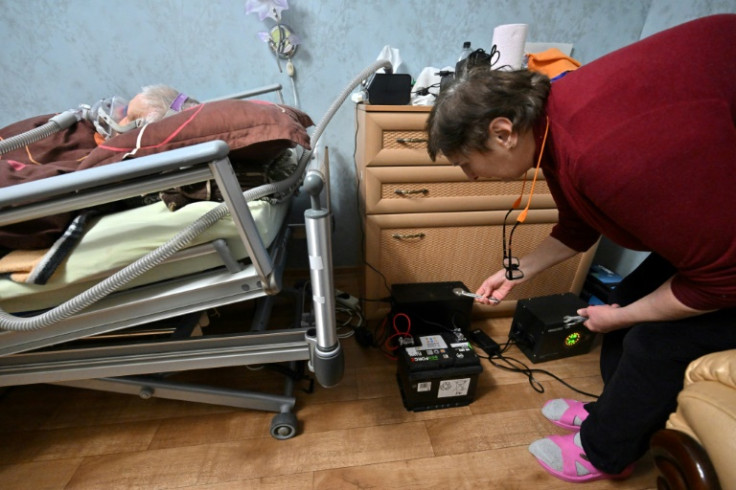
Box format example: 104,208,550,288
0,84,199,258
92,84,200,143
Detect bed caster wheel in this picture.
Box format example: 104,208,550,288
270,412,298,440
139,387,154,399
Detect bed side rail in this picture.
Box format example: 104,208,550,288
0,140,230,224
0,140,280,316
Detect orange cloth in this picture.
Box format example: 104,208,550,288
0,248,47,282
527,48,581,78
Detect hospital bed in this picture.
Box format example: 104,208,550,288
0,61,389,439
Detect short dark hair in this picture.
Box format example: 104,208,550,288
426,68,550,161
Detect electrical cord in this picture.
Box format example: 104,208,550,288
299,277,365,340
335,304,364,339
411,82,441,97
472,334,600,399
372,312,414,360
352,104,392,299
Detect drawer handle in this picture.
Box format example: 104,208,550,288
394,188,429,196
392,232,426,240
396,137,428,144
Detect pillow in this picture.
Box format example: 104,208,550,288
80,99,313,169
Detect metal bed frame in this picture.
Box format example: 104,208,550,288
0,139,342,439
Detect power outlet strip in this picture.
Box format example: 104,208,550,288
335,289,361,310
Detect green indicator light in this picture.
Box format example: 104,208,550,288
565,332,581,347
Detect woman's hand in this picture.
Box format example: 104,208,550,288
473,236,578,306
579,278,712,333
475,269,518,305
577,304,628,333
476,236,577,305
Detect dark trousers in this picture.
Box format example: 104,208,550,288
579,253,736,474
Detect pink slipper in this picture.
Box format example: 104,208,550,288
542,398,589,431
529,433,634,483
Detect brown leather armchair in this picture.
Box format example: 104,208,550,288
651,349,736,490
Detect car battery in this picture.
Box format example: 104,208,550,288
390,281,474,334
509,293,597,363
396,332,483,411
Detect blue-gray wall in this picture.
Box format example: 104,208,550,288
1,0,733,274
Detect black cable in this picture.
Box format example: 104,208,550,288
412,316,463,340
473,337,600,399
353,105,392,298
411,82,441,97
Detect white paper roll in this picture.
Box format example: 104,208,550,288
491,23,529,70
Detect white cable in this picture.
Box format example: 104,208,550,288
286,60,300,109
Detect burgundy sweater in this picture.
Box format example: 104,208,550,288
540,14,736,311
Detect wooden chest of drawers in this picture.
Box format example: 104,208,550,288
356,105,595,320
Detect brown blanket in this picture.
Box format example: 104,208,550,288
0,100,313,251
0,115,99,249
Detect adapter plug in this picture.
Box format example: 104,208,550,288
468,328,501,356
354,326,373,348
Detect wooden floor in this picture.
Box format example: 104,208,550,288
0,271,659,489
